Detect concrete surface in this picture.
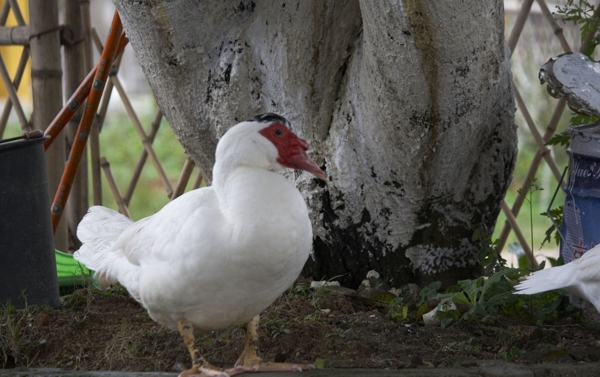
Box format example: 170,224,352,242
1,360,600,377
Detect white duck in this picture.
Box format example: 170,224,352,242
514,244,600,313
74,113,325,377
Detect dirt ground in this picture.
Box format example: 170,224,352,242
2,277,600,374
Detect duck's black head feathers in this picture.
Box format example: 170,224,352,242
249,113,291,126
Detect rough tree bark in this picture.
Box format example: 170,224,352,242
113,0,516,288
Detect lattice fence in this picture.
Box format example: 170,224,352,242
502,0,596,266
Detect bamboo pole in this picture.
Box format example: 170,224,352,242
95,74,115,131
92,27,125,132
124,110,163,204
80,0,92,72
51,12,123,233
64,0,88,251
502,201,538,269
0,1,10,24
100,157,131,218
0,26,29,45
81,1,102,206
171,157,195,200
28,0,67,251
507,0,534,54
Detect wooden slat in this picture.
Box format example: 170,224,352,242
502,201,538,269
124,110,163,204
0,56,29,131
507,0,534,54
0,26,29,45
171,157,195,200
0,48,28,138
100,157,131,218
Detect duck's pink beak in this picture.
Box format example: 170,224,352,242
284,149,327,181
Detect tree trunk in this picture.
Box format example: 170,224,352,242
114,0,516,288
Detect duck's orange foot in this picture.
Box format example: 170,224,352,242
226,356,315,375
179,365,231,377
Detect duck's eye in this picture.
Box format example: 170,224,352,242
274,129,284,137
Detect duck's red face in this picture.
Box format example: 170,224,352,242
259,123,326,181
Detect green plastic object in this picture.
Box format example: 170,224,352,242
55,250,97,288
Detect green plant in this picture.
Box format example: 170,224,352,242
262,316,292,339
416,281,442,321
100,283,129,297
0,301,34,368
540,205,563,252
555,0,600,56
473,228,505,274
517,178,543,267
433,268,522,327
282,282,325,309
500,345,520,361
417,281,442,307
314,358,331,369
387,297,409,323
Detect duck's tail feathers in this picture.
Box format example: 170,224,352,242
73,206,133,279
514,265,572,295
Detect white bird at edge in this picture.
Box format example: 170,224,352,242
514,244,600,313
73,113,326,377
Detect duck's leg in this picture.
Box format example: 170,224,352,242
177,319,230,377
227,315,314,375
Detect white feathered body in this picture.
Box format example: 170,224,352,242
74,121,315,331
514,245,600,312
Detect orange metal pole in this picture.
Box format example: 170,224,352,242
43,32,128,150
51,12,123,233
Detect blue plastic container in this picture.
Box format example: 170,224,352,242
561,123,600,263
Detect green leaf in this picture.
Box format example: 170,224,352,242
416,302,430,321
517,254,531,269
545,132,570,147
314,358,331,369
418,281,442,305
